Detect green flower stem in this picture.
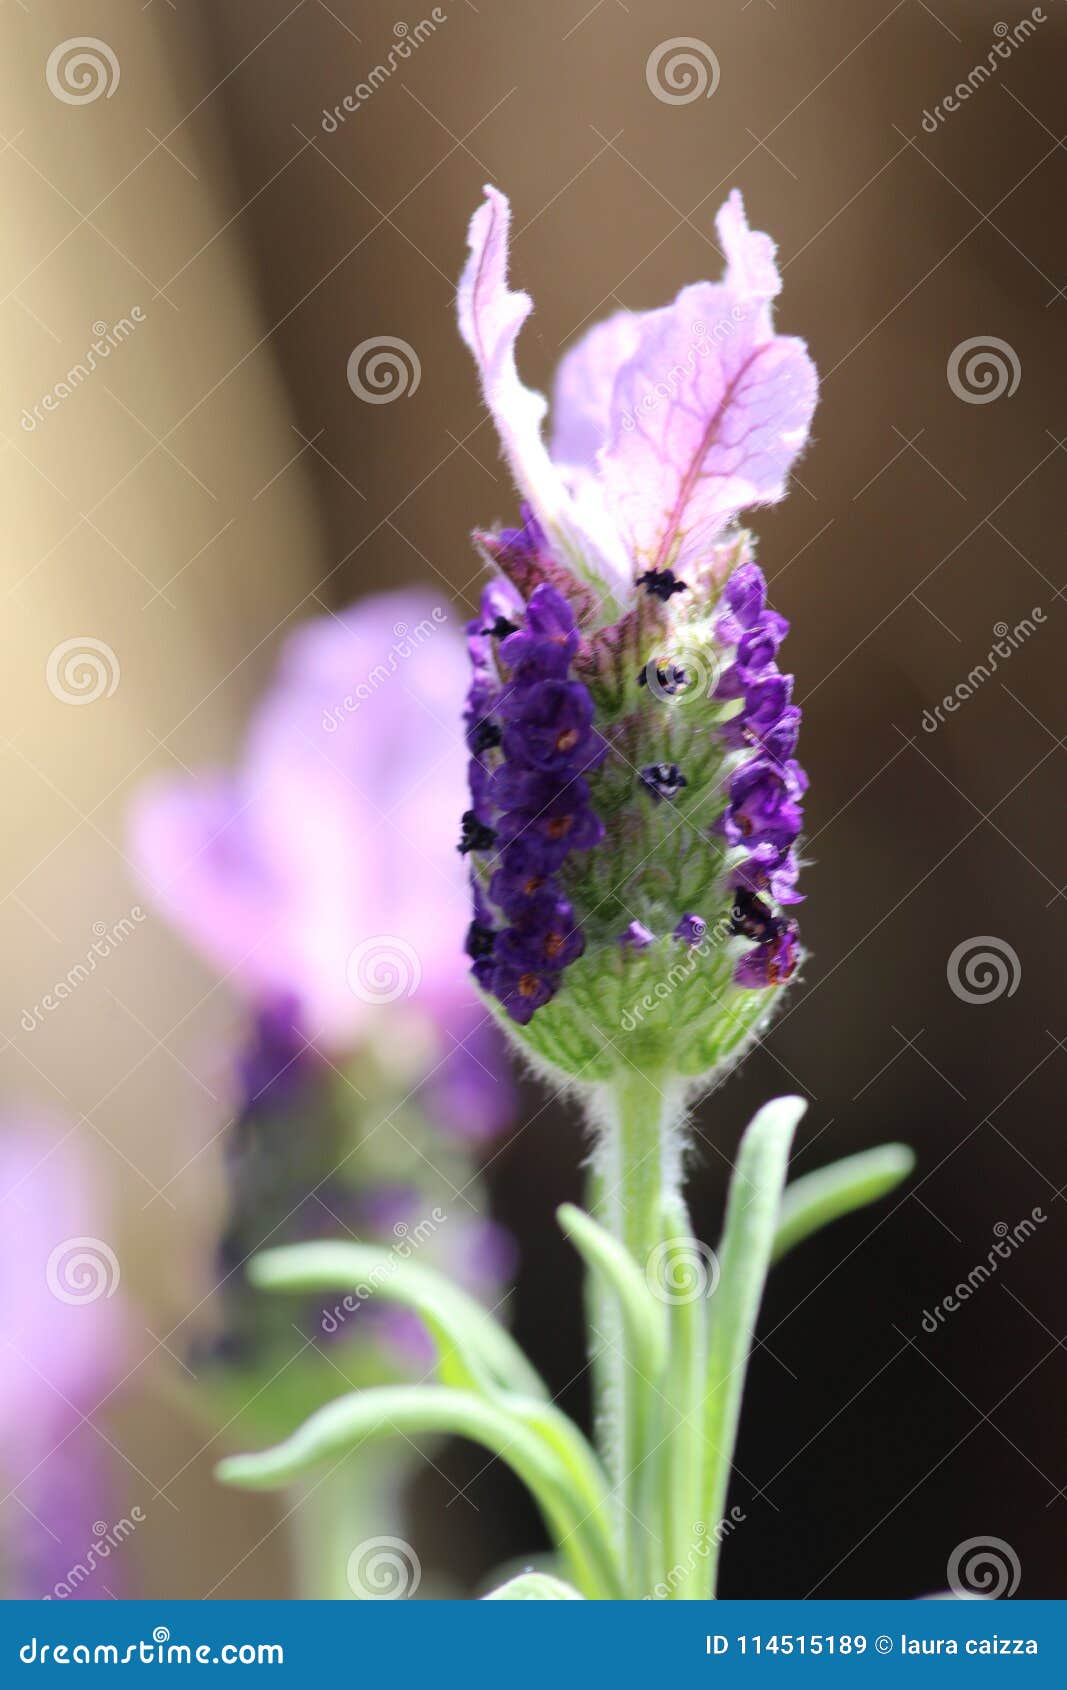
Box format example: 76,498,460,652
290,1452,406,1600
588,1063,687,1595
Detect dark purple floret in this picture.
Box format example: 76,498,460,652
619,920,655,950
638,661,689,695
640,762,688,804
462,572,602,1023
490,962,559,1025
500,680,600,775
637,567,688,602
459,809,497,855
734,922,800,989
674,913,707,945
716,560,808,988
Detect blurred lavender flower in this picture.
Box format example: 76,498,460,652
0,1121,130,1599
131,590,510,1143
457,188,817,1083
129,592,515,1407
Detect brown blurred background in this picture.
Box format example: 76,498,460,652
1,0,1065,1598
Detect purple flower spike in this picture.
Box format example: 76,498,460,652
456,183,816,1041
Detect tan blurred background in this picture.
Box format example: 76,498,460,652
1,0,1065,1598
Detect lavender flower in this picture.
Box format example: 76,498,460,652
457,187,816,1079
0,1122,129,1598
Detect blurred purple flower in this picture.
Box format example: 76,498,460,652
130,590,512,1141
0,1120,130,1598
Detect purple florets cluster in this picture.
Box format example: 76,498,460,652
715,562,806,989
462,582,604,1024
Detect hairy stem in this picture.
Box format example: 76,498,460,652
586,1064,687,1595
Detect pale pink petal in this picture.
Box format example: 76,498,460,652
551,310,643,469
458,186,629,607
598,194,817,578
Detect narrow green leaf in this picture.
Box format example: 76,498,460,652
659,1193,708,1601
701,1095,806,1593
557,1204,668,1379
483,1572,585,1600
216,1385,622,1601
772,1143,915,1261
247,1241,546,1399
